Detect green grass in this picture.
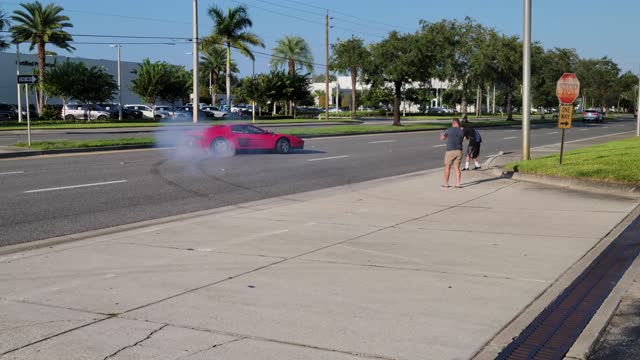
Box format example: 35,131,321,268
14,137,155,150
505,137,640,184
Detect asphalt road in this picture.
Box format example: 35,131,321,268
0,118,636,247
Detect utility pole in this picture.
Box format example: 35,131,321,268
637,71,640,136
16,42,22,124
252,59,256,124
493,83,496,114
522,0,532,160
325,11,329,121
114,45,123,121
192,0,199,124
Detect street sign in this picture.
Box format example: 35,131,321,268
556,73,580,104
558,105,573,129
17,75,38,84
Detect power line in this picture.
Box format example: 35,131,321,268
69,42,187,45
0,30,191,40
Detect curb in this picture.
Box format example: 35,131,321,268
489,167,640,199
0,144,156,159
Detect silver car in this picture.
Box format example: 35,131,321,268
582,109,604,123
62,104,111,120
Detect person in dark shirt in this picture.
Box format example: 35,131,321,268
462,126,482,170
439,118,464,188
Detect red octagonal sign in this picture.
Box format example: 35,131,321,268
556,73,580,104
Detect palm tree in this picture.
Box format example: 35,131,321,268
204,5,264,112
0,9,10,50
330,36,369,118
270,35,314,75
10,1,74,113
199,44,237,106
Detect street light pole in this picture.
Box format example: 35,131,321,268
16,42,23,124
252,59,256,124
637,71,640,136
522,0,532,160
111,45,123,121
192,0,199,125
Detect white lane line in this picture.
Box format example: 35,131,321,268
579,128,589,131
505,130,517,132
602,126,609,129
547,132,559,135
0,171,24,175
24,180,128,194
368,140,397,144
503,136,518,140
432,144,446,148
307,155,349,162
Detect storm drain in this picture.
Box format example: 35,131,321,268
495,213,640,360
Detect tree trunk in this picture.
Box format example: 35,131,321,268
477,86,482,118
350,68,357,119
486,84,491,116
37,40,45,114
212,73,219,106
506,91,514,121
226,44,232,112
393,81,402,126
273,101,277,116
461,91,468,122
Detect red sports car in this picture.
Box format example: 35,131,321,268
185,124,304,156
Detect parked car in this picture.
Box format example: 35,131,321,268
184,124,304,157
62,104,111,120
0,103,20,120
200,106,227,119
582,109,604,123
172,106,213,120
97,103,143,120
123,104,171,119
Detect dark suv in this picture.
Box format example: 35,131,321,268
0,103,19,120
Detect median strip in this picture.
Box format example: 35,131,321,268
25,180,128,193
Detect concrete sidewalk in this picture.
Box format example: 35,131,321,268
1,168,637,360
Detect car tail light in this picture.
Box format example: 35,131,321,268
582,112,586,116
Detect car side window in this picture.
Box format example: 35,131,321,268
231,125,247,134
247,126,264,134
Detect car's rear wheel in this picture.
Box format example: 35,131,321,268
210,137,234,157
65,114,75,120
97,115,107,120
275,138,291,154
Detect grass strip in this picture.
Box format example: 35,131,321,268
14,137,155,150
505,137,640,184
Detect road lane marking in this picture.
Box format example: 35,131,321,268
505,130,517,132
0,171,24,175
307,155,349,162
503,136,518,140
432,144,446,148
547,132,559,135
24,180,128,193
368,140,397,144
579,129,589,131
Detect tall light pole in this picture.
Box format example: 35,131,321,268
16,42,23,124
637,72,640,136
110,45,123,121
522,0,532,160
192,0,199,124
325,11,329,121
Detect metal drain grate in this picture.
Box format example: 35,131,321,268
495,214,640,360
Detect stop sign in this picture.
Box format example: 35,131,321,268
556,73,580,104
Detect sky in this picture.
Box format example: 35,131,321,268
1,0,639,77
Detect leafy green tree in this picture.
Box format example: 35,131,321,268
10,1,74,113
404,87,433,112
130,58,169,105
422,17,487,121
361,87,394,110
74,66,118,112
0,8,10,50
532,47,579,118
577,57,620,111
330,36,370,118
204,5,264,110
270,35,314,74
283,72,311,116
43,59,85,117
199,44,236,106
612,71,638,111
161,66,192,107
365,31,433,125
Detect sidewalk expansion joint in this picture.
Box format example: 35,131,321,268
115,241,287,260
102,324,168,360
175,337,245,359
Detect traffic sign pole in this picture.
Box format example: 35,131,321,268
24,84,31,146
559,129,565,165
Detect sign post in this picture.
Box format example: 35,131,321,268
556,73,580,165
17,75,37,147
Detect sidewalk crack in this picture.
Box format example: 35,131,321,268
176,337,244,359
102,324,167,360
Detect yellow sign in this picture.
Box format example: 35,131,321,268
558,105,573,129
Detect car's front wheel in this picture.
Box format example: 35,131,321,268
97,115,107,120
65,114,75,120
210,137,234,157
275,138,291,154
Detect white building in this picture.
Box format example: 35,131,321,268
0,51,144,106
310,76,473,112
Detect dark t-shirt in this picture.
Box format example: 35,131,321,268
443,127,464,151
463,127,478,146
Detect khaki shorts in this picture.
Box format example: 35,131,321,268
444,150,462,167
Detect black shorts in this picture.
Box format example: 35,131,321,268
467,143,480,158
